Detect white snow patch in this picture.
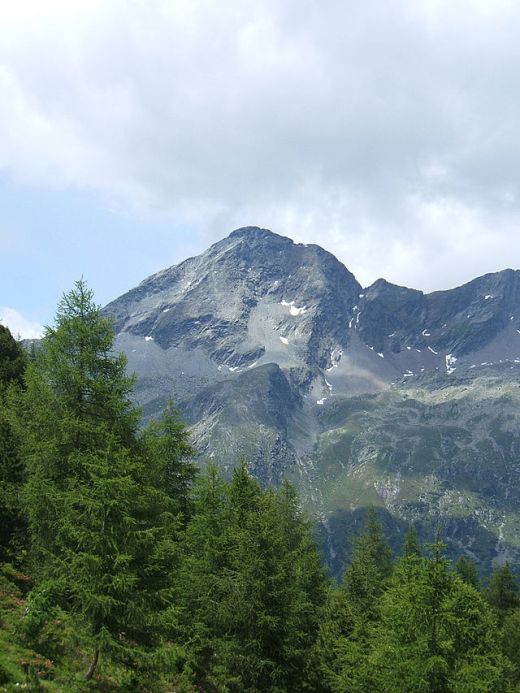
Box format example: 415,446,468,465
162,307,170,312
406,346,412,350
368,345,374,351
388,332,396,337
428,346,438,354
422,329,431,336
330,347,343,368
359,293,364,298
325,379,332,390
446,354,457,375
290,304,307,316
377,352,384,358
316,398,326,405
228,366,240,372
248,361,258,369
280,336,289,345
145,336,154,341
516,330,520,335
484,295,492,300
348,317,354,328
470,364,476,369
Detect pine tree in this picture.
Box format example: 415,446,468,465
17,280,180,681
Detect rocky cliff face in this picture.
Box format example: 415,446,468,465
104,227,520,574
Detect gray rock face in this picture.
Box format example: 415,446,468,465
103,227,520,574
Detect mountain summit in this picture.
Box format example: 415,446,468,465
105,228,520,574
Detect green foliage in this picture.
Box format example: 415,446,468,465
0,326,28,563
370,541,507,692
14,280,187,681
141,401,197,522
0,325,27,389
455,555,480,590
343,508,393,621
486,563,520,621
174,462,327,692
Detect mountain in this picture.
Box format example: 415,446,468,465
104,227,520,575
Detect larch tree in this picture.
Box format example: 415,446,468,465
17,280,182,681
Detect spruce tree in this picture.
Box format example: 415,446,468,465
175,463,327,692
371,540,507,692
486,562,520,622
455,555,480,591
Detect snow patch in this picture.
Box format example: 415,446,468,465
248,361,258,369
145,336,154,341
330,347,343,368
428,346,438,354
280,336,289,345
484,295,493,300
377,352,384,358
316,398,326,405
446,354,457,375
422,329,431,336
280,299,307,316
162,307,170,312
228,366,240,372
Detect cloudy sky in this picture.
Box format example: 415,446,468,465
2,0,520,336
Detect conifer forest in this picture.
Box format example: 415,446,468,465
2,281,520,692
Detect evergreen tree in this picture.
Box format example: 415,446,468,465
455,555,480,591
371,541,507,692
403,525,422,559
486,563,520,622
316,510,393,692
17,280,181,680
0,325,28,561
175,463,327,692
343,508,393,621
141,400,196,522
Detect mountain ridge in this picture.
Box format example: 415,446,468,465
103,227,520,574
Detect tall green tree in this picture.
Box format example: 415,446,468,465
175,462,327,692
0,325,28,561
371,541,507,692
486,563,520,622
17,280,181,681
455,555,480,591
315,510,393,692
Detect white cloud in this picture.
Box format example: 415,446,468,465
1,0,520,289
0,307,43,339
